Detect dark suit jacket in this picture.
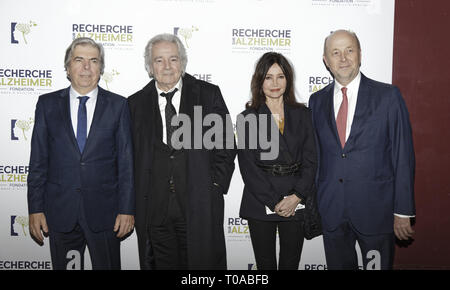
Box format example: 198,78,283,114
128,73,236,269
308,73,415,235
238,103,318,221
27,86,135,233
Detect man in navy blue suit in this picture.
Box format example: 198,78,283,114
27,38,135,270
309,30,415,270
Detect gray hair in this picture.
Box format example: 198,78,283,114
323,29,361,55
64,37,105,80
144,33,187,78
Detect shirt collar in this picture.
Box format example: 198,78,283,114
156,78,183,96
70,86,98,101
334,72,361,95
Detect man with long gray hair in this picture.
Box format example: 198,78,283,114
128,33,235,269
27,37,135,270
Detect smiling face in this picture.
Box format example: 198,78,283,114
67,44,101,95
323,30,361,86
150,41,183,91
262,63,287,101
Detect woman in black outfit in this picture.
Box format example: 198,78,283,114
237,52,318,270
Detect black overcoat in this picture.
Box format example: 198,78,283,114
128,73,236,269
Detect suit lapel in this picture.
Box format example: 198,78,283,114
179,74,199,117
178,74,198,157
279,104,293,161
58,87,80,155
345,74,372,150
323,82,342,148
258,103,287,162
135,80,159,167
148,81,162,140
180,75,199,148
83,86,108,155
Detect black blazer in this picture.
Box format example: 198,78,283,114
128,73,236,269
238,103,317,221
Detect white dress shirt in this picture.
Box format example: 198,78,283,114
70,86,98,139
333,72,361,142
156,78,183,144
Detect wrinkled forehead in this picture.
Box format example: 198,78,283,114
152,41,180,58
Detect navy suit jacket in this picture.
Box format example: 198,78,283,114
27,86,135,233
308,74,415,235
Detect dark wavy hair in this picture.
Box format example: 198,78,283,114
247,52,303,109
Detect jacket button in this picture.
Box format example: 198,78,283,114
339,178,344,183
342,154,347,158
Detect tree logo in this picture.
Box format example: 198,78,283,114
11,118,34,141
11,215,29,236
11,21,37,44
101,69,120,90
174,26,199,48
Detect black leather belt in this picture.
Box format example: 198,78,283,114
257,162,301,176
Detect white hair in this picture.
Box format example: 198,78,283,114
144,33,188,78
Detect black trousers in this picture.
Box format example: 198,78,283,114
149,193,188,270
48,200,120,270
322,219,395,270
248,218,304,270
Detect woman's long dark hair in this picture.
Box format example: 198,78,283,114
247,52,303,109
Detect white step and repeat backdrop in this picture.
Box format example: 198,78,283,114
0,0,395,270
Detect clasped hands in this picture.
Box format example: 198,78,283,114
274,194,301,217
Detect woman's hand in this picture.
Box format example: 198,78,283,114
274,194,301,217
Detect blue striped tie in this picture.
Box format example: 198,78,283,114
77,96,89,153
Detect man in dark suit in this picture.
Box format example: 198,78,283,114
128,34,235,270
308,30,415,270
27,37,135,270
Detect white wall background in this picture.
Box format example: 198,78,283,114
0,0,395,270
